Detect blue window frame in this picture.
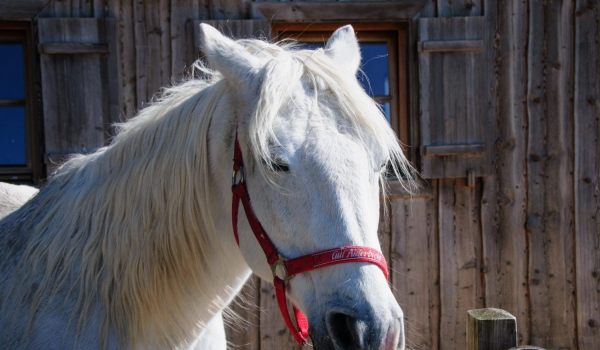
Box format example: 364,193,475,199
0,43,27,166
0,23,40,183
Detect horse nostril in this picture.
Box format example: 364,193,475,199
326,311,368,349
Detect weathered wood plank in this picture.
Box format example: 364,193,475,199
170,0,199,81
38,42,109,54
418,16,493,179
418,39,484,53
437,0,482,17
466,308,517,350
209,0,250,19
438,179,484,350
526,1,577,348
143,0,166,102
0,0,51,19
93,0,105,17
390,189,439,350
379,197,392,266
38,18,116,171
224,276,260,350
108,0,137,120
159,0,171,84
481,0,530,344
259,280,302,350
251,1,429,22
44,0,70,16
574,1,600,349
423,143,485,157
102,11,121,127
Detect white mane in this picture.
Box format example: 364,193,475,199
0,37,413,348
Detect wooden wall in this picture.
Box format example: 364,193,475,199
35,0,600,349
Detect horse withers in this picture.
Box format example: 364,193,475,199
0,24,414,349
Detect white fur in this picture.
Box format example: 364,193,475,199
0,24,414,349
0,183,38,219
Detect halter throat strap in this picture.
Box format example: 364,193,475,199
231,133,389,346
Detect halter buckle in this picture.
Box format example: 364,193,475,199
271,256,289,281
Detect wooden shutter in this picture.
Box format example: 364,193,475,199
418,16,493,179
38,18,119,172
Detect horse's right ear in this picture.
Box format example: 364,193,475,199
198,23,261,83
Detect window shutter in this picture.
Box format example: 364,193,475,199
418,16,493,179
38,18,119,173
193,19,272,48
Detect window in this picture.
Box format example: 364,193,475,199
0,22,41,183
272,23,409,148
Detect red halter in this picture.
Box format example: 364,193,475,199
231,133,389,346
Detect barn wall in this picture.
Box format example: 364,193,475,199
34,0,600,349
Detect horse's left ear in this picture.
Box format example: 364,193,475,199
197,23,261,84
325,25,361,74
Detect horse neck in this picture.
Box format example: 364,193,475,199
103,85,252,345
11,82,251,347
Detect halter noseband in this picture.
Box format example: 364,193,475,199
231,132,389,346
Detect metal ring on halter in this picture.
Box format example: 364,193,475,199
270,256,289,281
232,166,245,186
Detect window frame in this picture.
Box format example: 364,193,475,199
0,21,42,184
272,22,409,152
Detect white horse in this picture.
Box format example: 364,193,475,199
0,183,38,219
0,24,414,349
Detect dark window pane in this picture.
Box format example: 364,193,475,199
358,43,389,96
0,106,26,165
0,43,25,100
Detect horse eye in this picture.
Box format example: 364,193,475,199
263,158,289,172
271,159,290,172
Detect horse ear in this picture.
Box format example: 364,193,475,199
325,25,361,74
197,23,260,83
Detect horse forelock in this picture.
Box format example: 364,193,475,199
237,38,416,190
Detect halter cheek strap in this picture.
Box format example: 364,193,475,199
231,133,389,346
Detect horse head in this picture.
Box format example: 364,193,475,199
199,24,412,350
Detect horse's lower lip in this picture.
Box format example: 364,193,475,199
380,320,402,350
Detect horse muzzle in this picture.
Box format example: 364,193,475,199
309,305,404,350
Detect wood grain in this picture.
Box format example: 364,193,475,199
38,18,117,172
224,276,261,350
259,280,302,350
574,1,600,349
418,16,493,179
526,1,577,348
437,0,482,17
466,308,517,350
390,189,439,350
0,0,51,19
251,1,428,22
438,179,484,350
480,0,530,344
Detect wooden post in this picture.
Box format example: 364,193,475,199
509,347,546,350
467,308,517,350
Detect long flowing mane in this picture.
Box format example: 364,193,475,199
0,37,414,348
